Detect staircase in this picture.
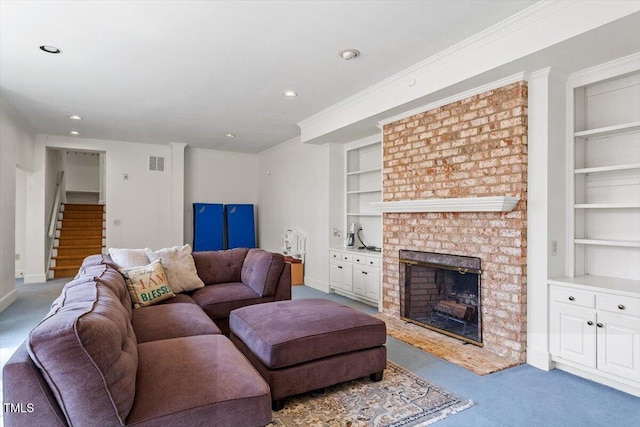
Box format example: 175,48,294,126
50,203,105,278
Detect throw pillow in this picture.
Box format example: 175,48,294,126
120,260,175,308
145,244,205,293
108,248,150,269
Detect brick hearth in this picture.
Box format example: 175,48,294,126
381,81,528,363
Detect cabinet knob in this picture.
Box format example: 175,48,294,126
587,321,594,326
568,296,575,301
596,323,604,328
337,266,343,269
618,304,625,310
356,258,360,262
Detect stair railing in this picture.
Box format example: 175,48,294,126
48,171,65,238
46,171,65,277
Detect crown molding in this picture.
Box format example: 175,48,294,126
298,0,640,143
298,1,572,131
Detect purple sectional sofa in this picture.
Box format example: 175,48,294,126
3,248,291,427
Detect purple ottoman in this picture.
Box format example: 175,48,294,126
229,299,387,410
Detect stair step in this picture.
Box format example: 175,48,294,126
57,236,103,246
56,246,104,258
60,219,104,228
63,203,104,212
52,256,86,268
61,211,105,220
51,266,79,278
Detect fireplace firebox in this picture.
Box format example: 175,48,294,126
399,250,482,346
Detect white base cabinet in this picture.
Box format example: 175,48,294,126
330,249,380,306
549,279,640,396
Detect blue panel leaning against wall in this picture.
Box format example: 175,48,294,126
226,204,256,249
193,203,225,251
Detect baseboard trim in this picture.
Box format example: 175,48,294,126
303,277,329,293
24,274,48,284
526,348,555,371
0,288,18,313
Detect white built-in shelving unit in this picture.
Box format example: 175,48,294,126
345,137,382,248
549,55,640,397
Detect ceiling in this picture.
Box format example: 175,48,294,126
0,0,540,153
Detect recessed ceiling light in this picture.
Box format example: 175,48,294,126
39,45,62,54
283,91,298,97
69,115,82,120
225,133,236,138
339,49,360,60
70,131,79,135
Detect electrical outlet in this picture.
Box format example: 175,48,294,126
15,253,20,261
551,240,558,256
113,219,121,226
123,173,129,180
333,228,342,237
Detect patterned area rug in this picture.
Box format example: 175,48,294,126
374,313,518,375
271,361,472,426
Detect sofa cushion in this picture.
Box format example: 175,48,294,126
121,260,176,308
146,244,205,293
109,247,150,269
192,248,249,285
241,249,285,297
27,274,138,426
229,299,387,369
132,303,221,343
191,282,269,320
126,335,271,426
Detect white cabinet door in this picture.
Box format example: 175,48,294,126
550,303,597,368
331,262,353,292
365,268,380,301
596,313,640,379
353,266,367,296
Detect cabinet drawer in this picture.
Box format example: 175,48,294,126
329,251,341,261
598,294,640,317
353,254,366,265
365,256,380,268
341,253,353,262
550,287,596,309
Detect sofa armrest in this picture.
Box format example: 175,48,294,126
2,343,68,427
274,262,291,301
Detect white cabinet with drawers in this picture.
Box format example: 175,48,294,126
549,278,640,396
329,249,381,307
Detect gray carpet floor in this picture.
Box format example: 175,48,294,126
1,280,639,426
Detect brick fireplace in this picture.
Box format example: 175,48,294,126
380,81,528,363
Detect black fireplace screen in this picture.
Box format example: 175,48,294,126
399,250,482,346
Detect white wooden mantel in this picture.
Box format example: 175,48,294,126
371,196,520,213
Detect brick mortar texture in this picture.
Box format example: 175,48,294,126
381,82,528,363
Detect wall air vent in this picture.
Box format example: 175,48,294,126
149,156,165,172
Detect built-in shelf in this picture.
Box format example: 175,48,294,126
371,196,520,213
575,163,640,174
347,189,382,195
346,167,381,176
574,121,640,138
574,203,640,209
575,239,640,248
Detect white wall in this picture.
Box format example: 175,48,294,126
0,95,35,312
65,150,100,192
43,135,179,251
15,167,26,278
184,147,258,246
257,138,332,291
